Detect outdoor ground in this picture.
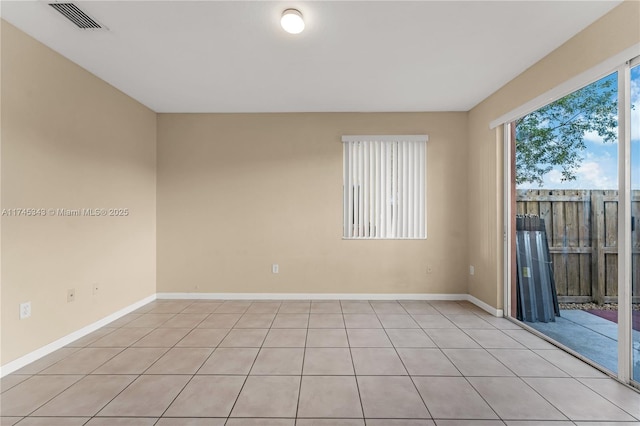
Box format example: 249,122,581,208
527,305,640,382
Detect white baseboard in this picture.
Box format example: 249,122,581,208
157,292,502,317
156,292,470,301
0,294,156,378
466,294,504,317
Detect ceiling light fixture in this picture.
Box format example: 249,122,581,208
281,9,305,34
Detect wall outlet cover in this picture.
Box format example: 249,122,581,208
19,302,31,319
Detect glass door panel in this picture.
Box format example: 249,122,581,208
512,71,620,374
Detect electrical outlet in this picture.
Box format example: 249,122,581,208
67,288,76,302
19,302,31,319
92,283,99,295
272,264,279,274
470,265,475,276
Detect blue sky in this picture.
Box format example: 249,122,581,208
518,66,640,190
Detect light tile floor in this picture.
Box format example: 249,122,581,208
1,299,639,426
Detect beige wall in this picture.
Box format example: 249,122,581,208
467,0,640,309
157,113,468,295
1,21,157,364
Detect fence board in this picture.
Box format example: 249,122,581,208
604,198,617,247
567,255,581,296
540,200,552,236
564,191,580,296
551,190,565,248
590,191,604,303
515,189,640,303
606,254,618,296
565,190,579,248
580,254,592,297
553,254,568,296
604,193,618,297
577,194,592,296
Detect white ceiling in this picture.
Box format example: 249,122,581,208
1,1,622,113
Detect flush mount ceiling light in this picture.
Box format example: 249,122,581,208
281,9,305,34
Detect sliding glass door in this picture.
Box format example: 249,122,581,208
511,71,620,374
507,57,640,387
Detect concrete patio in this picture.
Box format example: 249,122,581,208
527,309,640,382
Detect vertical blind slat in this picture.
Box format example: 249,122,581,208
392,141,398,238
358,142,364,238
363,142,369,238
364,142,369,238
384,144,393,238
411,141,417,238
380,141,385,238
415,141,420,238
404,141,409,238
375,141,380,238
343,143,350,238
405,142,415,238
370,141,375,238
397,141,402,238
398,141,404,238
417,141,423,238
353,142,359,238
420,141,426,238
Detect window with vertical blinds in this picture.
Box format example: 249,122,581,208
342,135,427,239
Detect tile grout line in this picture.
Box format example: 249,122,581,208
222,300,281,424
87,300,222,425
23,341,134,419
153,302,241,422
437,345,505,422
17,345,86,376
434,302,524,423
65,300,186,426
373,301,434,421
220,301,270,425
88,301,199,424
343,300,367,422
464,363,573,423
14,375,87,420
67,325,119,349
574,376,640,420
413,301,542,423
292,303,310,420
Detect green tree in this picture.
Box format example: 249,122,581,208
515,76,618,186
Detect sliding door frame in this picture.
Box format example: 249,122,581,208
618,61,632,384
502,54,640,387
625,55,640,387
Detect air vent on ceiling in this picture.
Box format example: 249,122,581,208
48,3,103,29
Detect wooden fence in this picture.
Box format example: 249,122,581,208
516,189,640,303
